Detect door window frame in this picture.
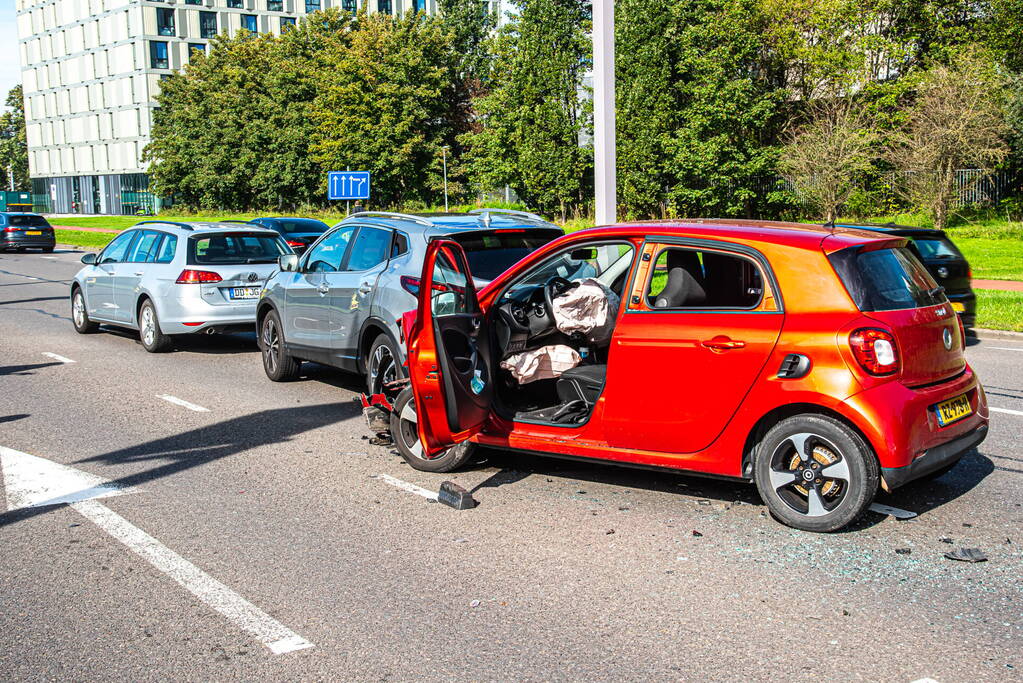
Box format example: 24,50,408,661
626,237,784,314
99,230,140,264
300,224,358,273
340,225,394,273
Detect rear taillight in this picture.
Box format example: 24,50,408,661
2,227,16,233
176,269,223,284
286,240,304,248
400,276,451,296
849,328,900,376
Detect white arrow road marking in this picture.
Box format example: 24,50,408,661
374,473,439,501
157,394,210,412
41,352,75,364
991,407,1023,417
0,447,313,655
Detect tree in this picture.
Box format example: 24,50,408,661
778,99,879,221
888,49,1009,229
0,85,30,191
462,0,592,220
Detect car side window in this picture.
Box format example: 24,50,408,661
304,226,354,273
153,234,178,263
99,231,137,264
391,231,409,258
345,227,392,271
127,230,163,263
645,247,763,309
431,246,472,316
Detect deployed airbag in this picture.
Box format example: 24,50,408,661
552,278,620,344
500,344,581,384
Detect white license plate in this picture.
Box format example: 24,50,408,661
230,286,261,299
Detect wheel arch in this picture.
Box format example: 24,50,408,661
134,292,154,327
357,317,403,375
741,403,878,479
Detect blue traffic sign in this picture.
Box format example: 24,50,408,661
328,171,371,201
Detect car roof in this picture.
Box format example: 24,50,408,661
833,221,947,238
129,220,280,235
337,210,562,237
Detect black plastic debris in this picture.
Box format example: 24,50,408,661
438,481,476,510
944,547,988,563
692,530,703,537
368,435,391,446
606,529,616,535
895,548,912,555
940,537,954,544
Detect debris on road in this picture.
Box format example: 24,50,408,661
470,600,481,608
692,530,703,537
895,548,912,555
940,537,953,544
438,481,477,510
944,548,988,563
868,503,918,520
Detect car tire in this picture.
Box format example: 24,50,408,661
390,387,476,473
43,247,54,253
138,299,174,353
260,310,300,381
71,287,99,334
366,333,405,397
753,414,878,533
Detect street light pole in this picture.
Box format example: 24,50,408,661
593,0,617,226
441,146,449,212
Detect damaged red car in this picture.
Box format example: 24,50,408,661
394,220,989,532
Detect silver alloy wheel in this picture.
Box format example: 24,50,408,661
140,305,156,347
262,317,279,374
370,342,397,395
768,432,851,517
72,291,85,327
397,399,426,461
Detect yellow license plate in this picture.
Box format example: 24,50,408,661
25,230,41,235
951,302,965,312
935,394,971,427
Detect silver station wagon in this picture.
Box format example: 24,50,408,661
71,220,291,352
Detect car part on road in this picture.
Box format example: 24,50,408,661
944,547,987,562
260,310,301,381
389,387,476,472
139,300,173,353
437,481,477,510
71,287,99,334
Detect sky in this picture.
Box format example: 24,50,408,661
1,3,21,107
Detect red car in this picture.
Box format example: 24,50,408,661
394,219,989,532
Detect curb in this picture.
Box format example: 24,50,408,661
968,327,1023,341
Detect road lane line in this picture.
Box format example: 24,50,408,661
156,394,210,412
991,407,1023,417
72,499,314,655
41,256,57,260
375,473,439,501
987,346,1023,352
41,352,75,364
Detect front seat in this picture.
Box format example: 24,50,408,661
556,364,607,405
654,266,707,308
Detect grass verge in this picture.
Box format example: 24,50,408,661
55,230,118,249
975,290,1023,332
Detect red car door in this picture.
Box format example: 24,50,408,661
407,240,495,457
602,241,784,454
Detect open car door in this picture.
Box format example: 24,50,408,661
407,239,494,457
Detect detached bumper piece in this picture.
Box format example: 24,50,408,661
882,424,988,490
360,392,393,438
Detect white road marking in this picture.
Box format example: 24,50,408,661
375,473,439,501
987,346,1023,352
41,352,75,364
156,394,210,412
0,446,313,655
991,407,1023,417
41,256,57,260
869,503,917,520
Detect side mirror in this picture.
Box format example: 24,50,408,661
278,254,300,272
570,248,597,261
81,253,97,265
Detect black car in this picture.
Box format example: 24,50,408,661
1,212,56,252
837,222,975,328
247,217,331,254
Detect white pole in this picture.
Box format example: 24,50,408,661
593,0,616,226
442,146,449,212
7,166,13,192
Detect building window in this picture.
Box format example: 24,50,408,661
184,0,201,4
268,0,285,10
156,8,176,36
304,0,320,12
280,17,296,31
200,11,218,38
189,43,206,55
378,0,392,13
342,0,357,10
242,14,258,32
413,0,426,11
149,41,169,69
227,0,242,8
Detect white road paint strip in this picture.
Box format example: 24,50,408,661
375,473,439,501
991,407,1023,417
987,346,1023,352
41,256,57,260
157,394,210,412
41,352,75,364
869,502,917,520
71,499,314,655
0,446,125,511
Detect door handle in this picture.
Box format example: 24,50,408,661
358,282,373,295
134,271,144,276
701,337,746,352
317,284,329,296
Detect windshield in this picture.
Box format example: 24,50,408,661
450,230,562,281
189,232,289,264
278,219,329,235
503,242,634,299
911,237,963,260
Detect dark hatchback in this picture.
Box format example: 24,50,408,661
836,222,975,328
1,213,56,252
248,217,330,254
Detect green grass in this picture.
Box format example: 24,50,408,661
54,229,118,249
975,290,1023,332
953,238,1023,280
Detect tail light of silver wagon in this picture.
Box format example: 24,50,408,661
849,328,900,376
176,269,223,284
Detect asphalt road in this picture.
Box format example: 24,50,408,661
1,248,1020,682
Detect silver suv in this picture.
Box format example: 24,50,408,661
71,221,291,352
257,210,563,393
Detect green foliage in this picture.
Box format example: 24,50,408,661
462,0,593,220
0,85,29,191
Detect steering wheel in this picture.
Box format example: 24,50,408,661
543,276,577,323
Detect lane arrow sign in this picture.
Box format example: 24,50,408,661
1,446,314,655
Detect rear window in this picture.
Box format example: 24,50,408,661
911,237,963,260
450,230,562,281
189,232,288,265
278,219,329,235
8,215,50,228
830,246,946,312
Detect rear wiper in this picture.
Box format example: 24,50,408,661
246,258,278,264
